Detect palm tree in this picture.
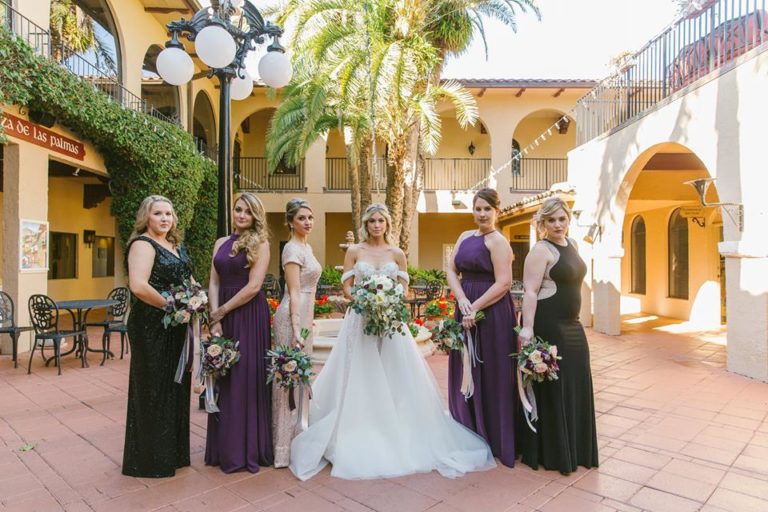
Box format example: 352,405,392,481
269,0,479,245
396,0,541,252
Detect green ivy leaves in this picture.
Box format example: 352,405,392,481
0,28,217,282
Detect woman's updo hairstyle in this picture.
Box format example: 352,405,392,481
285,198,312,231
472,187,500,210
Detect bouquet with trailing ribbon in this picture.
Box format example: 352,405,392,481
160,279,208,386
350,274,410,338
453,311,486,400
430,312,485,355
511,326,562,432
200,335,240,413
267,329,314,427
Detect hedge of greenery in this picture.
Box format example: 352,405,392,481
0,28,217,282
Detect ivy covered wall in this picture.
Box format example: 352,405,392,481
0,28,217,282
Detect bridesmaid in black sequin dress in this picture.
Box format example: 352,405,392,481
122,195,193,478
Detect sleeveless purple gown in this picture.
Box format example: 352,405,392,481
205,235,274,472
448,233,518,467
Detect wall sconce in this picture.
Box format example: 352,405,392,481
83,230,96,248
684,178,743,232
583,223,601,244
468,141,476,155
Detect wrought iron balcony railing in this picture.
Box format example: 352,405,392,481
325,157,388,191
511,158,568,192
0,0,175,125
575,0,768,145
235,157,305,191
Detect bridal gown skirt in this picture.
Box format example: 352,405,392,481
289,310,496,481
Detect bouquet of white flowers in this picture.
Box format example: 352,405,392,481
350,274,410,338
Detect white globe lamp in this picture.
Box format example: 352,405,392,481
195,25,236,69
156,47,194,86
230,72,254,101
258,51,293,89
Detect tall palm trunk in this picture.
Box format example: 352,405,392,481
358,143,372,218
347,145,361,241
399,121,421,255
385,140,408,243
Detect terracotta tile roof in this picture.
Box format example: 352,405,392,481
449,78,598,89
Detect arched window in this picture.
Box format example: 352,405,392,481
142,44,180,122
668,208,689,299
72,0,121,79
511,139,521,176
630,216,646,294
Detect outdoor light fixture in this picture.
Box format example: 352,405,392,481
83,230,96,248
155,0,292,236
468,141,476,155
684,177,743,232
583,223,601,244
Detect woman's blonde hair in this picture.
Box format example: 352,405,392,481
230,192,269,267
128,195,182,245
358,203,393,245
285,198,312,231
533,197,572,240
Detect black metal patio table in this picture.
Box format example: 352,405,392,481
55,299,118,368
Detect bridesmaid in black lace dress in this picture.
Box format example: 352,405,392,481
122,195,193,478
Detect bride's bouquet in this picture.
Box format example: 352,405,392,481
160,279,208,385
200,335,240,413
350,274,410,338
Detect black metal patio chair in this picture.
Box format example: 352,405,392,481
0,291,33,368
27,294,86,375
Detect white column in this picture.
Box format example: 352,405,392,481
721,241,768,382
408,212,419,267
2,143,49,355
591,228,623,335
304,137,326,194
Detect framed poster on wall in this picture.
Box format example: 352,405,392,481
19,219,49,273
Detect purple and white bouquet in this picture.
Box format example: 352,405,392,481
161,279,208,386
511,332,561,386
200,335,240,413
511,327,562,432
201,335,240,379
350,274,410,338
160,279,208,328
267,329,314,418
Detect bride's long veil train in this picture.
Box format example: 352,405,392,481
289,262,495,481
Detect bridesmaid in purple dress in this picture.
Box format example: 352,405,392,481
446,188,518,467
205,192,274,472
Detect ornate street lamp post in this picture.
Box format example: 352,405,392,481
155,0,292,237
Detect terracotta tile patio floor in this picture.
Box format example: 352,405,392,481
1,316,767,512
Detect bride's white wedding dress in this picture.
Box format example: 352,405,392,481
289,261,495,481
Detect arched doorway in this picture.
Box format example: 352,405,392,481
193,91,216,159
141,44,180,122
511,109,573,192
619,143,724,327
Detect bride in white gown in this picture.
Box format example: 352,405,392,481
289,204,495,481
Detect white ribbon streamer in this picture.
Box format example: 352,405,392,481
204,374,219,413
517,368,538,433
460,328,483,400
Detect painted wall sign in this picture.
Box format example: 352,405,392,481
1,112,86,160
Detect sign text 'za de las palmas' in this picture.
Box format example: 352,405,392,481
1,112,86,160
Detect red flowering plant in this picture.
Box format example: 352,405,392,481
409,317,424,338
267,298,280,318
314,295,335,316
423,294,456,318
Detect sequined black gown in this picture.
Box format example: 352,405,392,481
122,235,192,478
